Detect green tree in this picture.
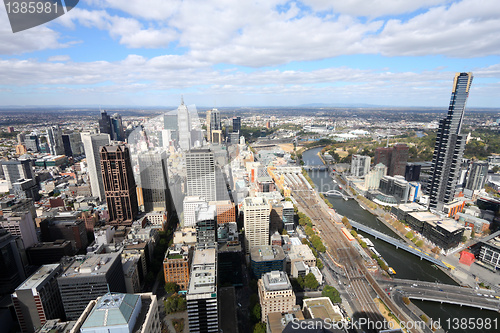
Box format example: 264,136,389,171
416,240,424,247
405,231,414,239
322,285,342,303
316,258,324,269
164,282,180,293
164,294,187,314
251,303,261,322
253,322,266,333
304,272,319,290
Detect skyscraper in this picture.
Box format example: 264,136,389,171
100,145,138,226
232,116,241,133
177,98,191,151
243,197,270,254
2,160,34,189
351,155,371,177
110,113,124,141
138,151,170,213
46,126,65,156
186,149,216,202
428,72,473,211
195,204,217,249
465,161,488,191
206,108,221,143
186,248,218,333
374,144,408,176
81,133,110,201
98,110,112,136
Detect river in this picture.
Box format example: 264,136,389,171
302,146,500,333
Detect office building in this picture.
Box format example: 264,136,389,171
282,201,294,232
183,196,207,227
61,134,73,157
379,175,411,203
24,134,40,153
163,245,191,290
186,248,218,333
26,240,73,266
364,163,387,190
209,200,236,224
374,144,409,176
138,151,170,213
98,110,112,136
250,245,286,278
40,213,88,253
110,113,124,141
206,109,221,143
46,126,65,156
77,292,160,333
177,99,191,151
428,72,473,211
465,161,488,191
243,197,270,254
11,264,64,333
0,228,26,295
100,145,138,227
57,253,126,320
478,233,500,270
232,116,241,133
0,211,37,249
186,149,216,202
81,133,110,201
405,163,421,182
2,159,34,189
351,155,371,177
195,204,217,249
69,132,84,156
258,271,296,323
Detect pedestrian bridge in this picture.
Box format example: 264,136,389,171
349,220,448,268
320,190,352,200
379,278,500,311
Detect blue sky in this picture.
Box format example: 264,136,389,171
1,0,500,107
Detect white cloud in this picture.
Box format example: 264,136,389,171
48,55,71,62
0,9,67,55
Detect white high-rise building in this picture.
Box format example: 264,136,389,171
177,99,191,151
46,125,65,156
81,133,110,201
243,197,270,254
351,154,371,177
183,196,207,227
186,149,216,202
0,211,37,249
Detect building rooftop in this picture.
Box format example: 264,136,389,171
196,204,216,222
188,249,217,295
303,297,343,322
81,293,140,329
408,211,442,222
262,271,292,291
15,264,60,292
251,245,286,262
60,252,120,278
397,202,427,213
428,218,464,233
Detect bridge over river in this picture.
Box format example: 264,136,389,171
378,278,500,311
349,220,449,268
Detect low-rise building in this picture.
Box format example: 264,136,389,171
163,245,191,290
478,232,500,270
456,212,490,233
302,297,344,322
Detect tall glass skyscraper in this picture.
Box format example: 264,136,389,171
428,72,473,211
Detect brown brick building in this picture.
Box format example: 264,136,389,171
163,245,191,290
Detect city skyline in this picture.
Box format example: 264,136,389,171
0,0,500,107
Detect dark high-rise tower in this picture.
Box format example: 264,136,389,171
98,110,112,135
138,151,170,213
428,72,473,211
100,145,138,226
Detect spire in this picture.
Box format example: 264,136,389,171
181,95,184,105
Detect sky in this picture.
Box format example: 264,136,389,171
1,0,500,108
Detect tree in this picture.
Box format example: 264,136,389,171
416,240,424,247
403,297,411,305
322,285,342,304
471,230,476,239
251,303,261,322
253,322,266,333
405,231,414,239
316,258,324,269
164,294,187,314
164,282,180,294
462,235,468,243
304,272,319,290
